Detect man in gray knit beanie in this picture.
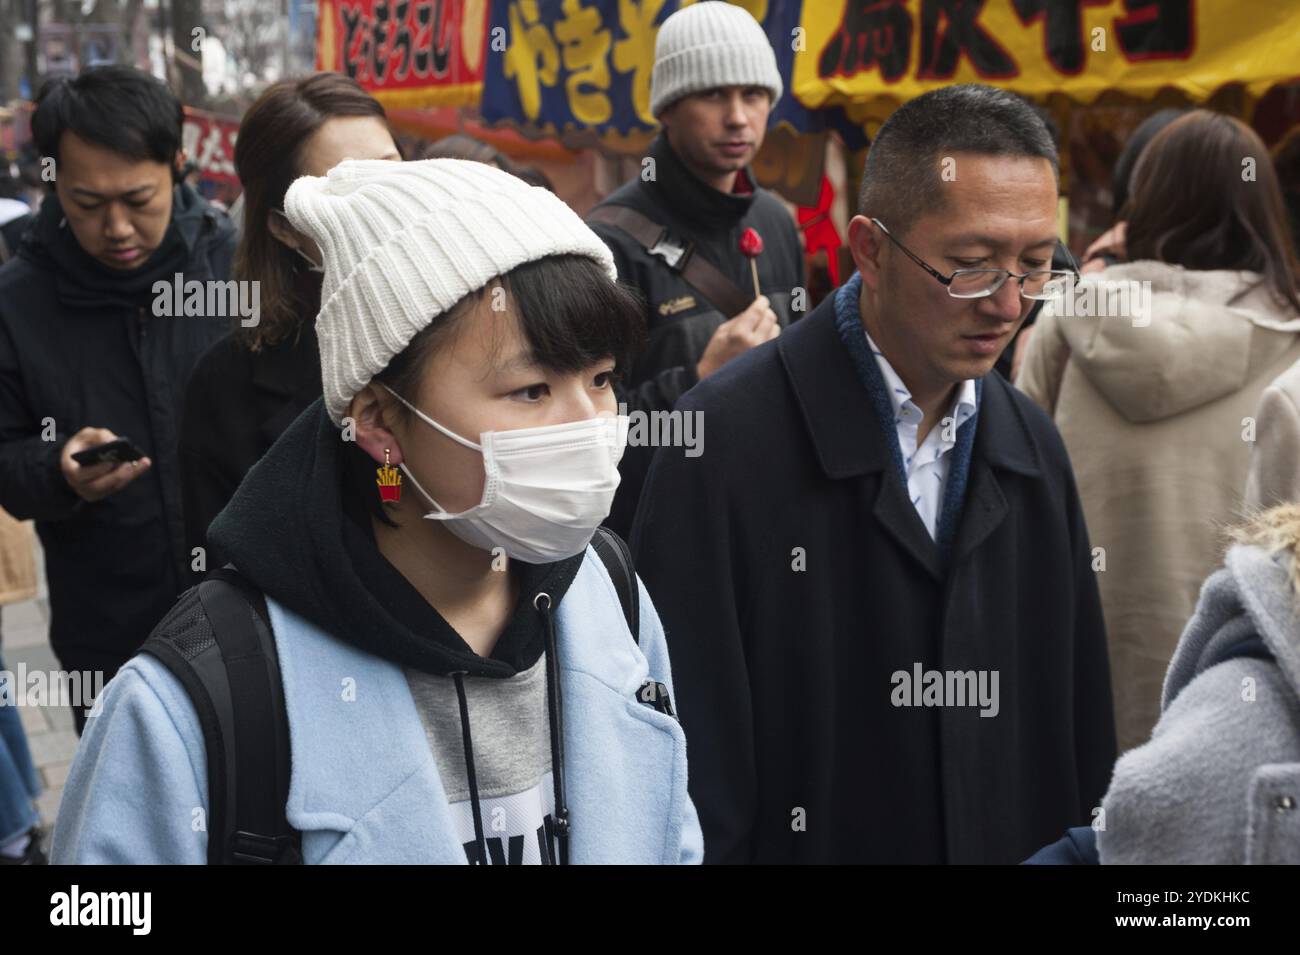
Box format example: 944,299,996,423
649,0,783,119
647,1,782,207
587,0,804,537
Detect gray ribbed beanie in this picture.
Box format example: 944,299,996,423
650,2,783,118
284,158,617,426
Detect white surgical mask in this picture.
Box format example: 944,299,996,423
381,384,627,563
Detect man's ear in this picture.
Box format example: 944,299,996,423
349,384,404,466
848,214,886,293
172,149,187,183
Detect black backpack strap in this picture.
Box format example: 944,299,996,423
590,529,677,720
587,204,753,318
139,603,233,865
140,566,300,864
201,568,300,864
591,526,640,644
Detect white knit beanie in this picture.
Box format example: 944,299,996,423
284,158,617,426
650,2,783,118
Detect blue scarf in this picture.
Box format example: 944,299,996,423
831,273,981,556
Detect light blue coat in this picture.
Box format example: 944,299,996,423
52,548,704,864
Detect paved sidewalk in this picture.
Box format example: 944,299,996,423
3,541,76,832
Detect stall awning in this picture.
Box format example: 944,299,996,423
312,1,1300,143
794,0,1300,131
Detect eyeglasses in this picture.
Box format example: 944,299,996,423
871,218,1079,301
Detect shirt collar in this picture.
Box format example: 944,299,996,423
864,330,978,445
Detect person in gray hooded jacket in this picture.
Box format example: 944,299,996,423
1098,503,1300,864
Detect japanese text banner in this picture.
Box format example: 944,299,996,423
315,0,488,108
182,108,239,186
795,0,1300,127
480,0,818,145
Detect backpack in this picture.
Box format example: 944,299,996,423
139,526,641,865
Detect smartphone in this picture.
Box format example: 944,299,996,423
71,438,146,467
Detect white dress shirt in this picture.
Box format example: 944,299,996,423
865,332,978,540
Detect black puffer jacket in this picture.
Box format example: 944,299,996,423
180,272,324,581
589,134,806,536
587,132,806,386
0,184,237,668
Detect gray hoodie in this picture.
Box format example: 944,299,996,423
1098,543,1300,863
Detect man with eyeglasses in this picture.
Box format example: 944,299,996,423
632,84,1116,864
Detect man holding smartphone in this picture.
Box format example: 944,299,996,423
0,67,237,732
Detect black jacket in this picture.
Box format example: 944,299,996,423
631,289,1117,864
0,185,237,665
180,287,323,578
588,133,806,386
0,211,31,262
590,133,805,538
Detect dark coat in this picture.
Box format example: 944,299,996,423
589,133,806,538
0,211,31,262
631,289,1117,864
587,133,806,387
0,185,237,667
179,313,322,579
606,365,704,539
1023,826,1099,864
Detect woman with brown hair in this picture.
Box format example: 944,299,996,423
1017,109,1300,754
179,73,400,573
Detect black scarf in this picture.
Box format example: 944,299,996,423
645,132,758,232
26,185,202,311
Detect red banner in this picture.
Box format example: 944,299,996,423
315,0,488,109
181,108,239,187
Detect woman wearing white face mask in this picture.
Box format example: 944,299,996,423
52,158,704,865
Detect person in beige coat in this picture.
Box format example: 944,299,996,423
1245,359,1300,510
0,507,36,608
1017,110,1300,754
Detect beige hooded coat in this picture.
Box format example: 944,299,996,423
1017,261,1300,753
0,507,36,606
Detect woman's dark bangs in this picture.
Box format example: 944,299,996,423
505,255,645,377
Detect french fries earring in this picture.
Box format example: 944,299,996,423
377,448,402,504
